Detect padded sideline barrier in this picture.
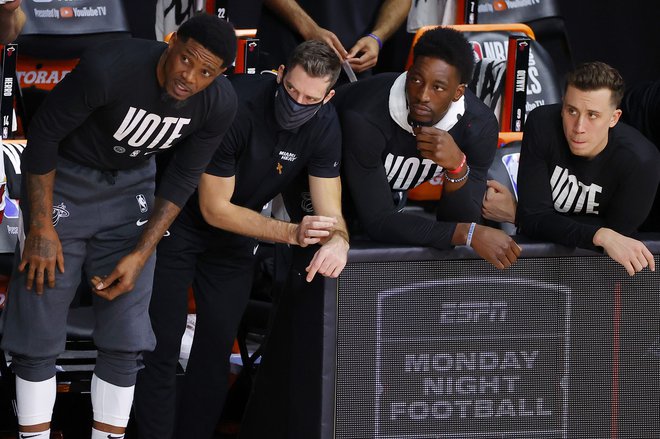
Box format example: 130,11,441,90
318,237,660,439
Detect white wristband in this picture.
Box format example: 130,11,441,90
466,222,476,247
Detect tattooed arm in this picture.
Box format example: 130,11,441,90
19,171,65,294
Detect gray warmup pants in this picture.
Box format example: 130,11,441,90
0,157,157,387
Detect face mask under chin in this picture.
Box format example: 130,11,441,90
407,115,435,129
274,82,323,130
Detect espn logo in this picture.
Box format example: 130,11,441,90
60,7,73,18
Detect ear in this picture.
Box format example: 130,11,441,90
453,83,466,102
167,32,177,46
323,89,336,105
609,108,622,128
276,64,285,84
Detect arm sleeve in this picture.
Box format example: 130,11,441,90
342,110,457,249
516,110,600,249
22,51,110,174
156,85,238,207
436,114,498,223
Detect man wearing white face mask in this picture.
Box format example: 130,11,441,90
134,39,349,439
336,26,520,269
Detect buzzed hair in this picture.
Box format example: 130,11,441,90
285,40,342,91
566,61,625,108
413,26,475,83
177,14,237,68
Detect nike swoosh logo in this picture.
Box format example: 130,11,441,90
107,435,124,439
144,150,158,155
20,435,42,439
136,219,149,226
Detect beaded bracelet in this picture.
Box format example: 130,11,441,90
366,33,383,50
443,164,470,183
466,222,477,247
446,154,467,174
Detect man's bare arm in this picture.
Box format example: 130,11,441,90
306,175,350,281
263,0,348,58
346,0,412,71
369,0,413,45
198,172,337,246
0,0,26,44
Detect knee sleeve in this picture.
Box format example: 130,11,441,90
11,354,57,383
15,376,56,426
91,374,134,428
94,349,143,387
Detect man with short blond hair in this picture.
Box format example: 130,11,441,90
516,61,660,275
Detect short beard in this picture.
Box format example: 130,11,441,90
160,90,189,109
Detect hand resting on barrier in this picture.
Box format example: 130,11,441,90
453,222,521,269
593,227,655,276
